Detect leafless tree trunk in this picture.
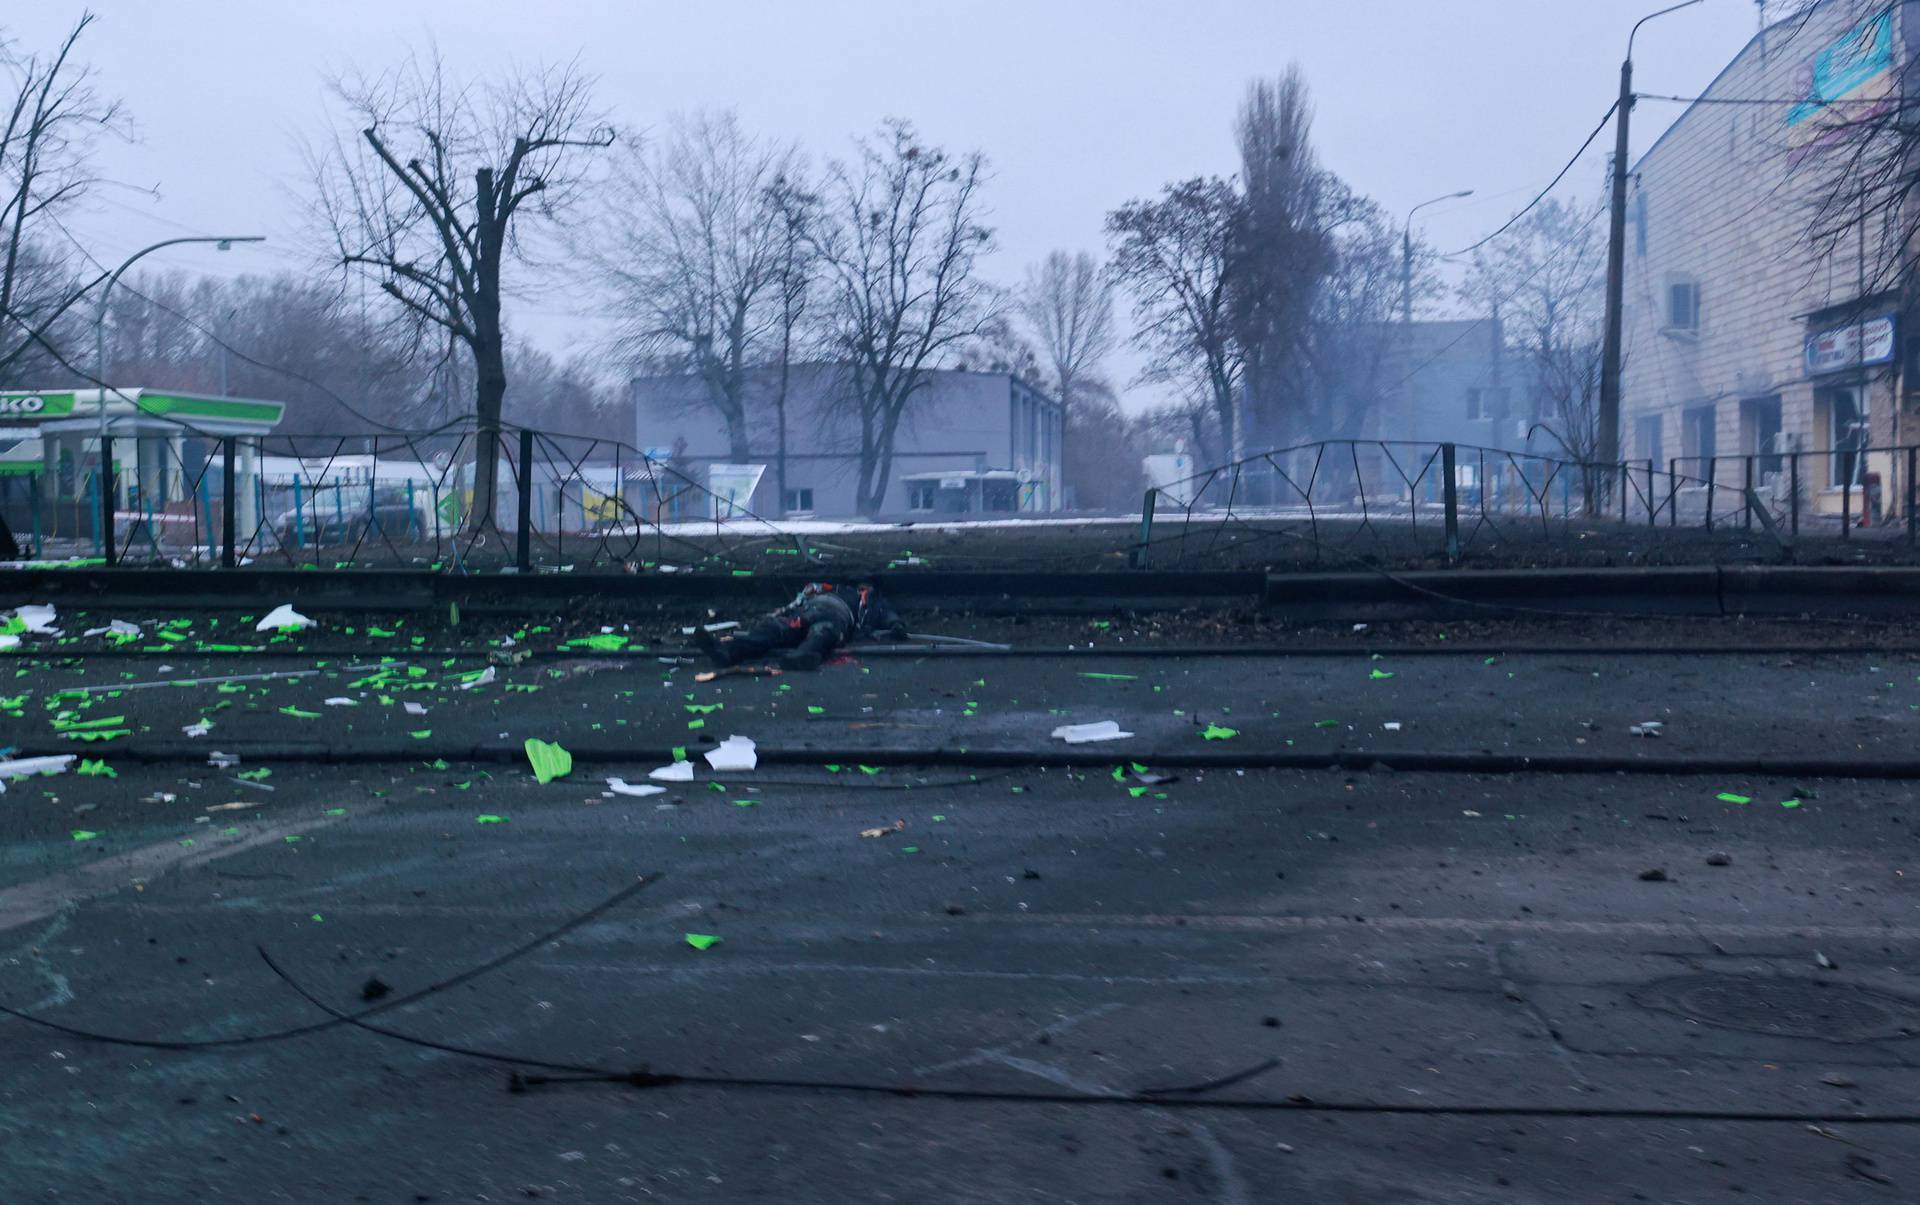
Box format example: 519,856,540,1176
312,50,610,532
766,173,818,517
591,111,801,465
1019,249,1114,410
1106,177,1242,467
809,120,997,516
0,12,123,378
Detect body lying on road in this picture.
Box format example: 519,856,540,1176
692,581,907,671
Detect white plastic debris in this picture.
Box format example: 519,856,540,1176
403,702,429,716
1050,720,1134,744
606,777,668,798
704,735,759,772
323,697,359,707
11,604,57,633
1629,721,1664,738
648,760,696,782
459,667,497,691
256,604,314,632
83,620,142,640
679,621,740,635
208,751,241,769
1352,623,1369,633
0,634,18,651
1383,722,1402,732
0,754,76,787
182,719,213,738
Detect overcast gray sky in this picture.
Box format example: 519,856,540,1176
15,0,1777,410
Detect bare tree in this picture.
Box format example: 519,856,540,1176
1461,199,1606,467
313,49,610,529
765,172,818,517
0,12,123,377
1106,176,1241,466
1230,69,1335,455
1019,250,1114,411
808,119,997,516
593,110,801,463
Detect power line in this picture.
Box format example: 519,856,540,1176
1444,101,1619,258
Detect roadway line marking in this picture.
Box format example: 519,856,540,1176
0,806,382,938
949,911,1920,941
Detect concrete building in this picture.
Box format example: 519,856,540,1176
631,364,1063,519
1622,1,1914,521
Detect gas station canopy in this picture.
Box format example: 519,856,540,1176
0,388,284,436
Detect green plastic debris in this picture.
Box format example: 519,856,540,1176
475,814,509,824
52,714,126,731
323,807,347,816
806,705,825,716
1716,792,1752,805
1314,719,1341,729
732,799,757,807
237,768,272,781
311,914,324,922
564,634,630,652
901,845,920,854
672,746,687,762
1369,669,1394,680
684,933,721,950
858,765,881,775
1111,765,1126,782
71,830,99,841
687,718,706,730
685,703,723,715
1780,798,1802,809
523,738,573,783
428,758,450,770
1079,672,1138,681
279,706,322,719
77,759,116,778
1200,724,1239,741
409,729,432,739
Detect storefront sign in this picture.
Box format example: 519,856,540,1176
1805,313,1896,375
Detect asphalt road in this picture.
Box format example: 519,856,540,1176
4,611,1920,1202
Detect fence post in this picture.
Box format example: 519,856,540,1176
291,477,305,550
1441,442,1460,563
1646,460,1656,529
1790,452,1800,538
99,435,116,565
1705,457,1716,530
1667,458,1678,528
1907,446,1917,547
29,483,41,558
1619,463,1628,523
1131,487,1157,569
1744,455,1754,532
221,437,236,568
1842,471,1852,539
515,427,534,572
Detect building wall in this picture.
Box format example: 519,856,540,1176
630,366,1063,518
1622,0,1907,517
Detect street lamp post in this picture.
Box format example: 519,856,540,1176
1403,191,1474,327
92,235,263,561
1598,0,1704,477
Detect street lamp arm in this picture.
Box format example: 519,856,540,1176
94,236,266,323
1628,0,1703,60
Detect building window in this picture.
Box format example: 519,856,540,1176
1826,387,1868,488
1668,281,1700,332
783,487,813,513
908,483,936,511
1741,395,1783,476
1681,404,1716,474
1466,388,1485,420
1636,415,1664,470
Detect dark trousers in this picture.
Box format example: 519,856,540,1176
718,606,850,663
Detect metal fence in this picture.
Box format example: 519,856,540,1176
1129,438,1920,570
2,421,809,572
5,426,1914,574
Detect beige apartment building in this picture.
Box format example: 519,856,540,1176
1623,0,1913,522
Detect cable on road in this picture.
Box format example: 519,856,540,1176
248,951,1920,1126
0,873,660,1051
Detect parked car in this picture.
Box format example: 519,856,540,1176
274,495,421,546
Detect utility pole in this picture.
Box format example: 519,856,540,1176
1600,1,1703,479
